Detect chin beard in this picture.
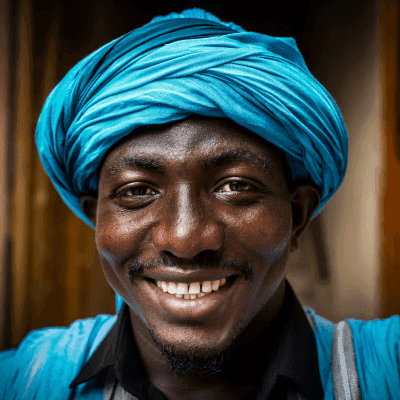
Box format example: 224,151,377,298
147,326,236,377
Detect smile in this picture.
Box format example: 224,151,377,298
139,272,240,322
155,278,227,299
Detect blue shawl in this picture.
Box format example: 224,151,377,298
1,308,400,398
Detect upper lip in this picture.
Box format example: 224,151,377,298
143,268,236,283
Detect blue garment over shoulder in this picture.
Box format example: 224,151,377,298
1,308,400,399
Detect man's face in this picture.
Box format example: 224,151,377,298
87,116,313,372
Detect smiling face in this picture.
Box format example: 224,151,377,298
81,116,320,375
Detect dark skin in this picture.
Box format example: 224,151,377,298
81,116,321,400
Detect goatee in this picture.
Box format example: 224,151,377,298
147,325,234,376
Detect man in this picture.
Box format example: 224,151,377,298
1,8,399,400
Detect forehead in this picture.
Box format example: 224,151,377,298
101,116,288,179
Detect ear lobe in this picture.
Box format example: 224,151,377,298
289,184,321,252
80,194,99,228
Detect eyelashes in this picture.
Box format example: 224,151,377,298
116,185,158,198
217,180,258,193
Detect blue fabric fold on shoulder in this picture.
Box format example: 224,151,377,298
0,314,116,399
347,316,400,399
36,8,348,229
1,308,400,398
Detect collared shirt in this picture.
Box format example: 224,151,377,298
70,281,323,399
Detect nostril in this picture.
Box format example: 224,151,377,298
152,217,224,258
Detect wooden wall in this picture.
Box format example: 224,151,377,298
0,0,12,350
379,0,400,318
7,0,118,349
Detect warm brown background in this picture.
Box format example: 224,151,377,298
0,0,398,350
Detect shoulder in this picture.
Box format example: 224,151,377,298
347,315,400,399
0,314,116,399
304,308,400,399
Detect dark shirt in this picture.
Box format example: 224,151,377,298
70,280,323,399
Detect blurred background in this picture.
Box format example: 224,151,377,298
0,0,398,351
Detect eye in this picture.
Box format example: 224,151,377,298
116,184,157,198
217,180,257,193
113,184,159,209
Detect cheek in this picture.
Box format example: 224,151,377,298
235,201,292,320
96,225,150,322
95,206,151,263
94,207,151,307
227,198,293,258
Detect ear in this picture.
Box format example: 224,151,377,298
289,184,321,252
80,194,99,228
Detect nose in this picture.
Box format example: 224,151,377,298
152,185,224,259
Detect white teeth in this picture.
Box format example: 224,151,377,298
202,281,212,293
188,282,200,294
155,277,230,299
167,282,177,294
211,280,220,291
177,283,189,294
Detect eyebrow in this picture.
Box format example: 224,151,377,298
202,148,277,175
105,156,164,177
105,148,278,177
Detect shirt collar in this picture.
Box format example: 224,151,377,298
70,300,151,398
70,280,323,400
254,282,323,399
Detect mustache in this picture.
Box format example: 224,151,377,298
126,251,254,283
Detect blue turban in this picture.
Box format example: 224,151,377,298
36,8,348,228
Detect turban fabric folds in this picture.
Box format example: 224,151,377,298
36,8,348,228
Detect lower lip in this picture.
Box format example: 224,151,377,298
141,278,237,321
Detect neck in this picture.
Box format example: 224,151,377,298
129,280,287,400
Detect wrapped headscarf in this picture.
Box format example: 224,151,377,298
36,8,348,228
